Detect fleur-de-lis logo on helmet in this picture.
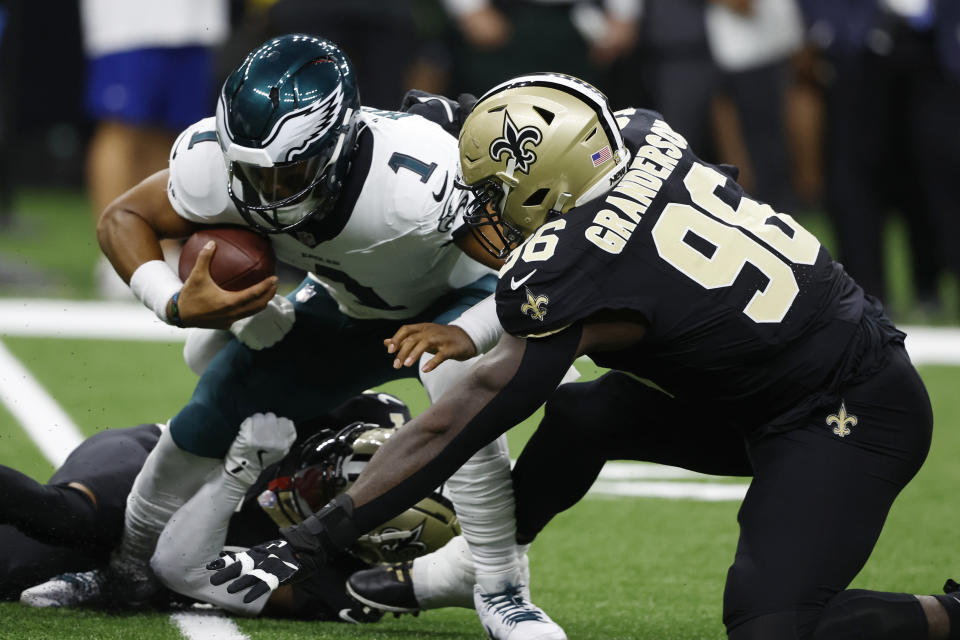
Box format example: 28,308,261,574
826,402,857,438
489,111,542,174
520,287,549,322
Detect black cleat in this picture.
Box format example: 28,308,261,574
945,579,959,594
337,603,384,624
347,561,421,613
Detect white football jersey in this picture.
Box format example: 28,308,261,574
168,109,492,320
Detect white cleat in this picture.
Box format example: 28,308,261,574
349,536,535,613
20,569,106,608
224,412,297,485
412,536,532,609
474,583,566,640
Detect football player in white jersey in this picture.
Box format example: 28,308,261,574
92,34,567,639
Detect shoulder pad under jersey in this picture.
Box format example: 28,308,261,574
168,117,241,224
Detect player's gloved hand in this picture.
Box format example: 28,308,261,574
230,295,295,350
384,323,477,372
208,495,359,603
207,539,300,603
177,241,278,329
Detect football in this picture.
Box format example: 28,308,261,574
178,226,276,291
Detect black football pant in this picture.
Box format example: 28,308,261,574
0,425,159,600
513,343,934,639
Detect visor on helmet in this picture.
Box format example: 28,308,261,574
236,156,326,204
225,107,357,234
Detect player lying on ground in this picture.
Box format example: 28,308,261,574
96,33,572,639
209,73,960,640
6,393,459,621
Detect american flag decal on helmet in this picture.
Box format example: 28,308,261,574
591,145,612,167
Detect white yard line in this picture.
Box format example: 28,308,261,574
588,470,750,499
589,462,750,501
1,298,959,365
171,611,250,640
590,479,748,501
0,299,181,341
599,461,713,481
0,338,84,466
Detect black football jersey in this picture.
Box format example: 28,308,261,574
495,108,883,431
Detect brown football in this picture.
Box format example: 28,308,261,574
178,226,276,291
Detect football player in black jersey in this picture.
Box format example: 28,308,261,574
209,74,959,640
5,393,458,622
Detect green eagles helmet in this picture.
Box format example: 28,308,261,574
458,72,631,258
258,420,460,565
216,34,361,233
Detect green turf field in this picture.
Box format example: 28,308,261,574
0,337,958,639
1,191,959,639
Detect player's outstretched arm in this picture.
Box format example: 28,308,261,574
385,323,477,372
386,294,501,372
208,327,585,602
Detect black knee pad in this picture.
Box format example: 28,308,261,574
542,384,592,428
728,611,808,640
812,590,927,640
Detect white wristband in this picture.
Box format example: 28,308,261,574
449,294,503,355
129,260,183,324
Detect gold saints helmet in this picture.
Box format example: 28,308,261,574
458,72,631,258
257,421,460,565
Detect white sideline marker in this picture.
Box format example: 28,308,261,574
171,612,250,640
0,338,83,466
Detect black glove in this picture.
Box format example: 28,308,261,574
207,494,360,604
400,89,478,136
207,539,300,603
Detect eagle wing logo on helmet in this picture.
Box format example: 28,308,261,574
489,110,542,174
263,81,345,162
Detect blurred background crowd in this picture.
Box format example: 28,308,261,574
0,0,957,320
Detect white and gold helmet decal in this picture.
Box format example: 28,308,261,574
459,72,631,258
488,110,543,175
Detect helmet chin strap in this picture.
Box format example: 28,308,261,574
494,158,519,215
321,107,354,177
